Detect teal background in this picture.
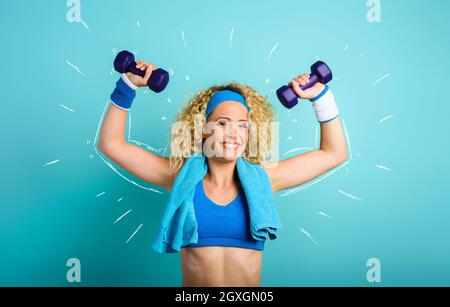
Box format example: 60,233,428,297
1,0,449,286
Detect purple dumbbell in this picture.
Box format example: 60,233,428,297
276,61,333,109
114,50,169,93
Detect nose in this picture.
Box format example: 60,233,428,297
225,125,238,139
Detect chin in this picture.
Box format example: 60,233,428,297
218,148,244,162
219,154,239,162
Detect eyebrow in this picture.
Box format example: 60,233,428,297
215,117,248,122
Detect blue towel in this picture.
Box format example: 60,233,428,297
152,153,283,253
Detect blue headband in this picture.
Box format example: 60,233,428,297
205,90,250,119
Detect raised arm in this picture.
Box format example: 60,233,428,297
263,73,348,193
97,61,177,192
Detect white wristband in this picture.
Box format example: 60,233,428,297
121,73,139,90
310,86,339,123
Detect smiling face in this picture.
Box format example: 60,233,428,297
202,100,250,162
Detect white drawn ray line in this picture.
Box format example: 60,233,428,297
79,19,91,32
300,228,319,245
267,42,279,62
114,209,132,224
378,114,395,124
181,30,187,47
316,211,334,219
338,189,364,202
373,73,391,85
60,104,75,112
376,164,391,171
126,224,144,244
229,27,234,47
65,59,85,76
43,159,60,167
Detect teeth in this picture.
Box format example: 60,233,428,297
223,142,239,148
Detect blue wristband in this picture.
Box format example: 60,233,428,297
310,85,329,102
110,76,137,110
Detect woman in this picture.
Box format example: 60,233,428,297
98,59,348,287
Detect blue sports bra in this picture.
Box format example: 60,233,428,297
186,179,265,251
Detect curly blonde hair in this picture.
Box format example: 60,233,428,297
166,82,277,174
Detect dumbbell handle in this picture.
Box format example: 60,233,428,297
299,74,319,91
125,61,147,78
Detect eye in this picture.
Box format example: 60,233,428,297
239,122,250,129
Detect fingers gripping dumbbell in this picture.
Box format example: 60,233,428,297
276,61,333,108
113,50,169,93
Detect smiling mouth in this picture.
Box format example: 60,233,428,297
222,141,241,149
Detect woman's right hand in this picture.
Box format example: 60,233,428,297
126,60,157,88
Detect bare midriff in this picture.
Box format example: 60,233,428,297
180,246,263,287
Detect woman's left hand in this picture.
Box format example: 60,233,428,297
288,73,325,100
